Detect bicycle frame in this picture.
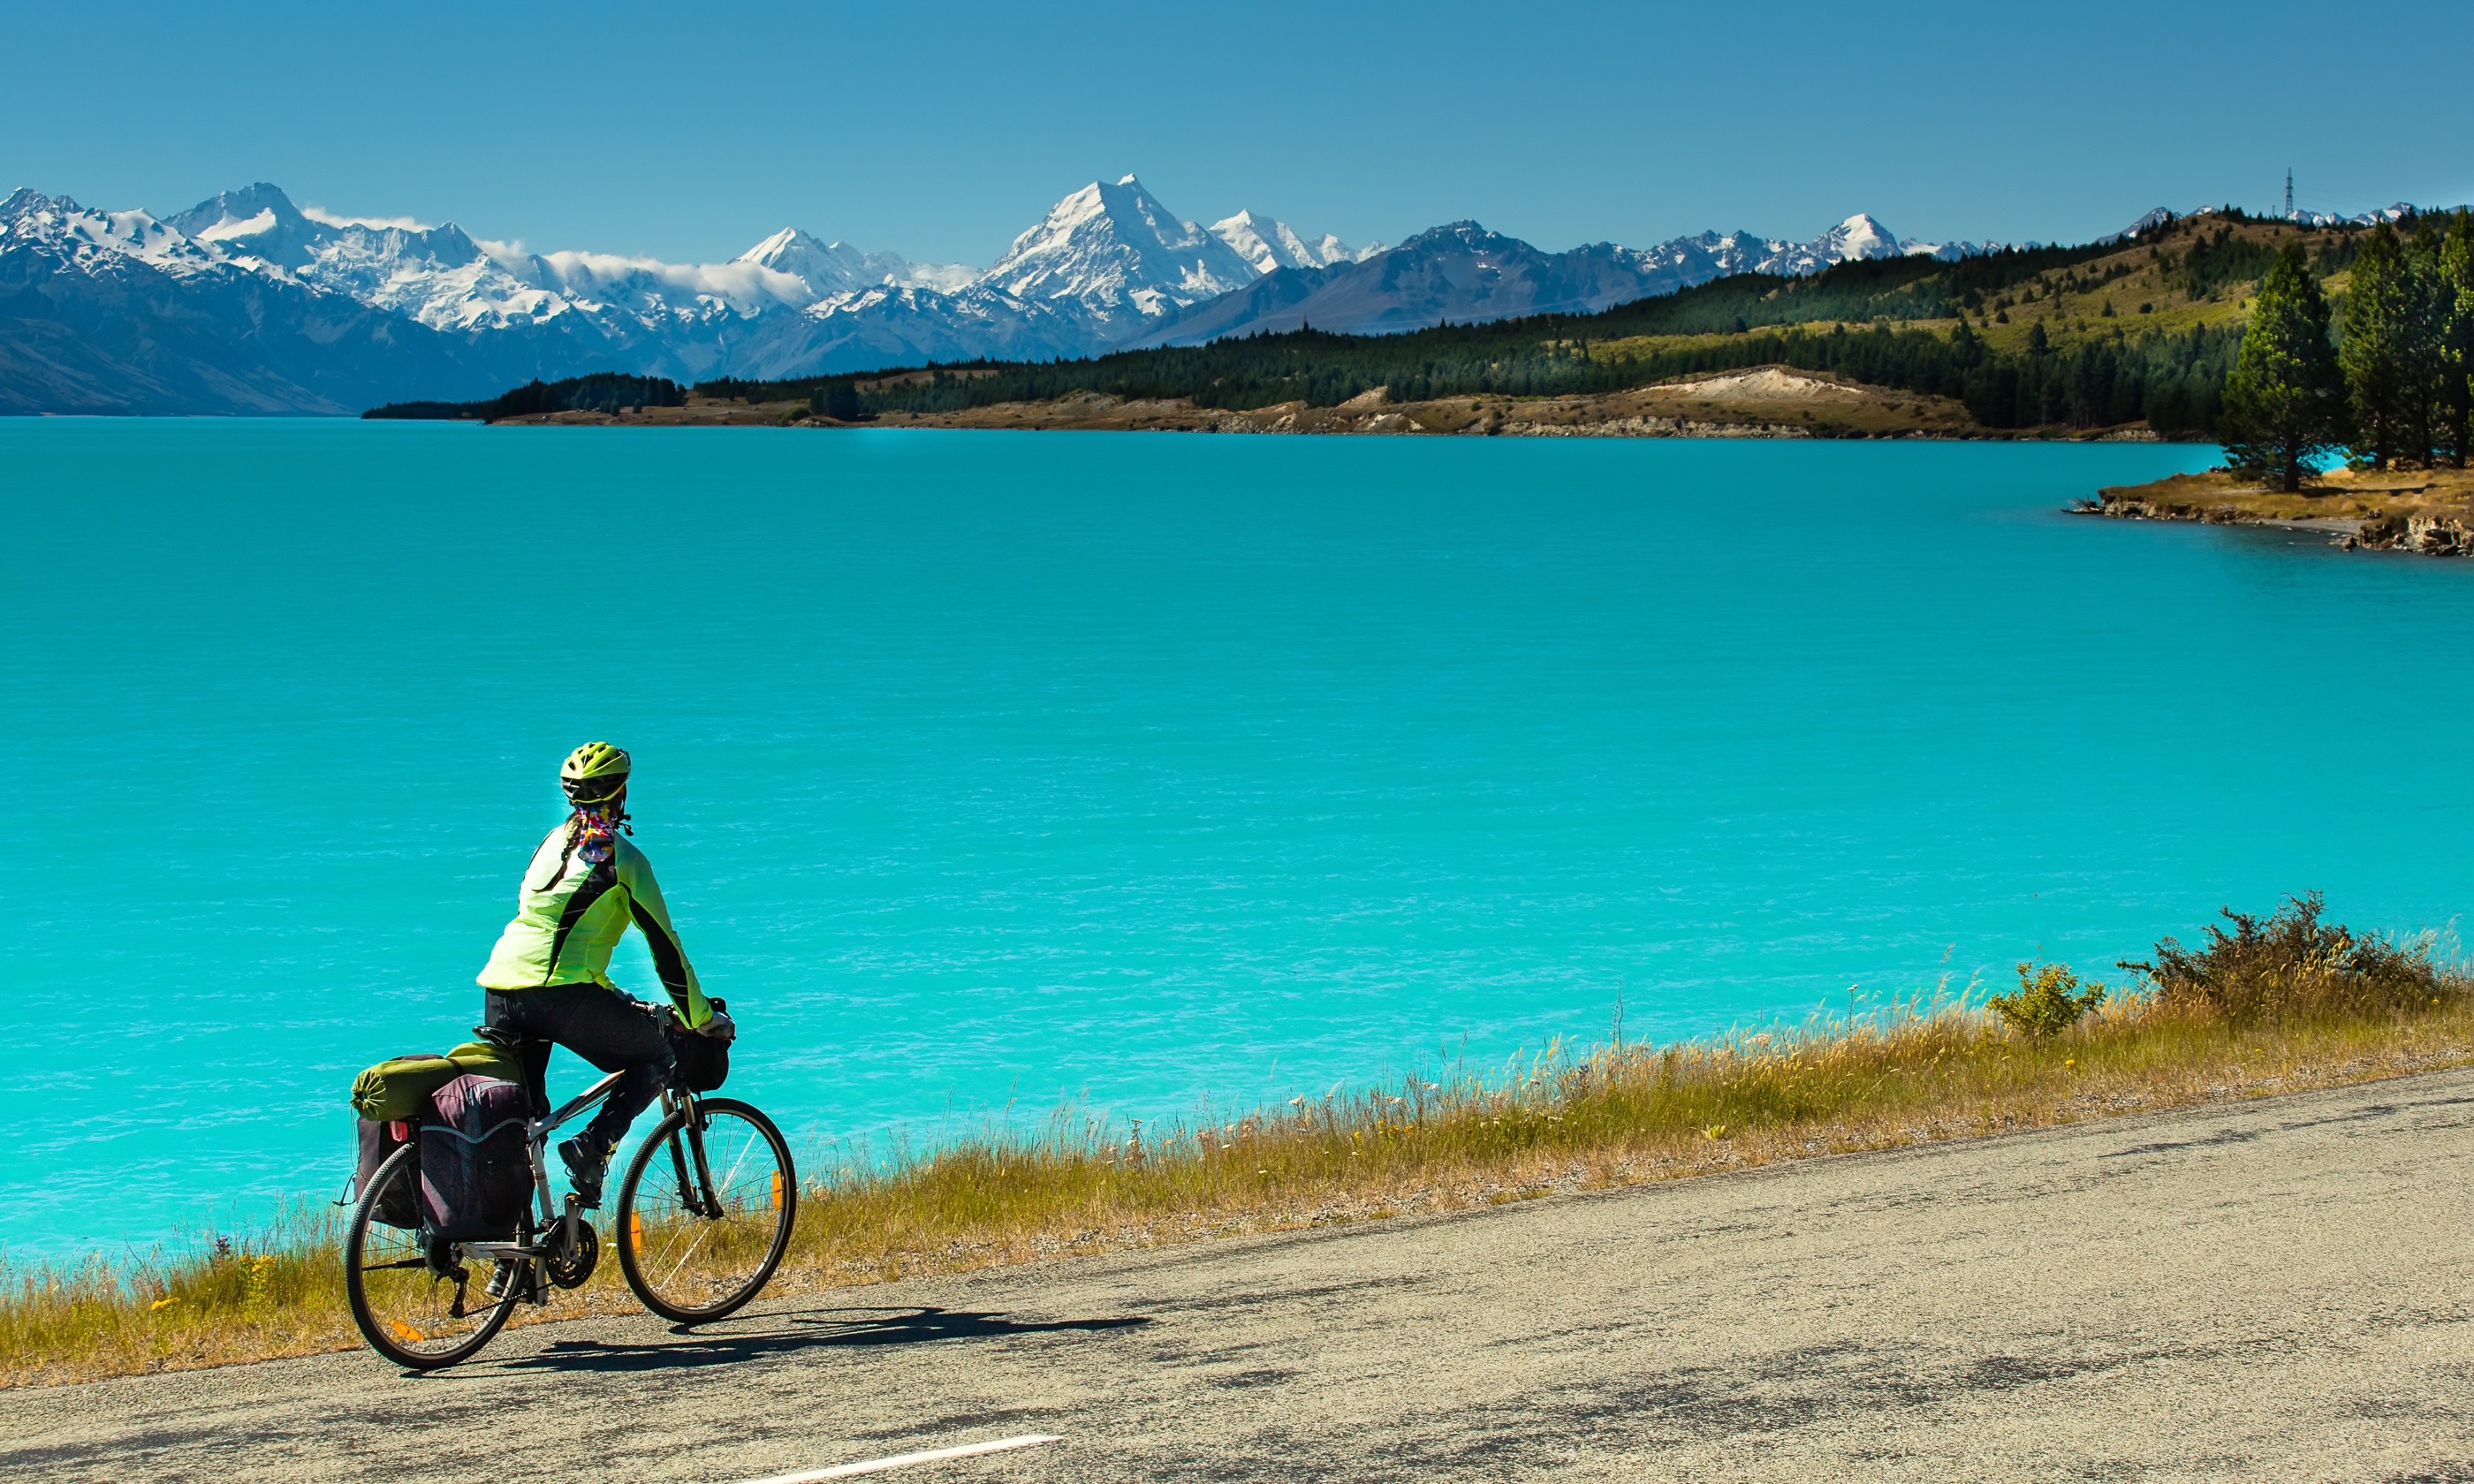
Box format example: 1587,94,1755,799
460,1071,704,1264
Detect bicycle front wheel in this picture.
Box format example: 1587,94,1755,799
615,1097,796,1324
344,1142,522,1369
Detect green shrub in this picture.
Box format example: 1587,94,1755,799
1990,960,2106,1038
2121,891,2449,1023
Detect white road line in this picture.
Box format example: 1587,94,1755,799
733,1434,1062,1483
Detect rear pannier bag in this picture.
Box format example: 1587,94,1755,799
353,1117,422,1228
351,1041,524,1123
419,1073,534,1241
668,999,734,1094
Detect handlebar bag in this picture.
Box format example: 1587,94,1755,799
667,998,734,1093
419,1073,534,1242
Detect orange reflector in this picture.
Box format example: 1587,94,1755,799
390,1320,427,1344
771,1171,783,1212
629,1210,643,1250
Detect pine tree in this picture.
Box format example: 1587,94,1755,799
2438,212,2474,467
2403,219,2447,464
2219,238,2342,491
2341,224,2422,468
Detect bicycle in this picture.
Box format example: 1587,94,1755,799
344,1049,797,1370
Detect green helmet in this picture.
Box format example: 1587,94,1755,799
560,741,631,806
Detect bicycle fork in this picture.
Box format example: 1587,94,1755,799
663,1091,724,1218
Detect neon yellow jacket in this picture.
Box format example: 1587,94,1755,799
476,821,710,1028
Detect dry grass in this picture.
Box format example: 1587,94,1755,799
10,920,2472,1389
2096,464,2474,525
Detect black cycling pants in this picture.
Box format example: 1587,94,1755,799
482,983,676,1154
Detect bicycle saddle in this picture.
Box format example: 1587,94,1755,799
471,1025,554,1116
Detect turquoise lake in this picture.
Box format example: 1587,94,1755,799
8,420,2470,1261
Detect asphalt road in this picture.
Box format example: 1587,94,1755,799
11,1071,2474,1483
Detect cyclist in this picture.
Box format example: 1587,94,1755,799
476,742,712,1208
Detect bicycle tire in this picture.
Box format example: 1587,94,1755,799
344,1142,522,1370
613,1097,796,1325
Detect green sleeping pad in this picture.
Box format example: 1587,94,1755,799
349,1041,524,1122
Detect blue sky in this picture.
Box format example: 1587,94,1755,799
8,0,2471,267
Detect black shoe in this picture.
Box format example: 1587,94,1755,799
559,1135,611,1208
484,1260,520,1302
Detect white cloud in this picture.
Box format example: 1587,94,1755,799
471,236,531,265
532,249,815,312
300,204,435,231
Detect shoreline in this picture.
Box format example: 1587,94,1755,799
9,913,2465,1389
2079,466,2474,556
19,1068,2474,1476
480,368,2195,444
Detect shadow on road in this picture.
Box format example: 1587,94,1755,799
498,1305,1152,1374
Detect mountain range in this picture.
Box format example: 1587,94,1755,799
3,173,2018,415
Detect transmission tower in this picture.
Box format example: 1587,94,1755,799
2285,168,2294,220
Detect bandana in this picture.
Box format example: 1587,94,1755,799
574,807,618,867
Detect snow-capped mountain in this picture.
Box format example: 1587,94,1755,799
1135,222,1680,346
3,187,227,281
1635,212,1998,278
2111,201,2456,238
2324,203,2419,226
1209,209,1381,274
161,181,811,339
0,186,510,414
979,175,1264,330
725,278,1085,381
735,228,975,296
1131,211,1981,348
1805,211,1901,265
3,175,2023,413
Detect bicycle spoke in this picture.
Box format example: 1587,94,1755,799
345,1143,517,1368
659,1221,715,1288
618,1102,793,1322
710,1127,758,1192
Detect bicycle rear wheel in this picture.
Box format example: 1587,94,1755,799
344,1142,522,1369
614,1097,796,1324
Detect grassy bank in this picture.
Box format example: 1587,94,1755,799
7,897,2468,1388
